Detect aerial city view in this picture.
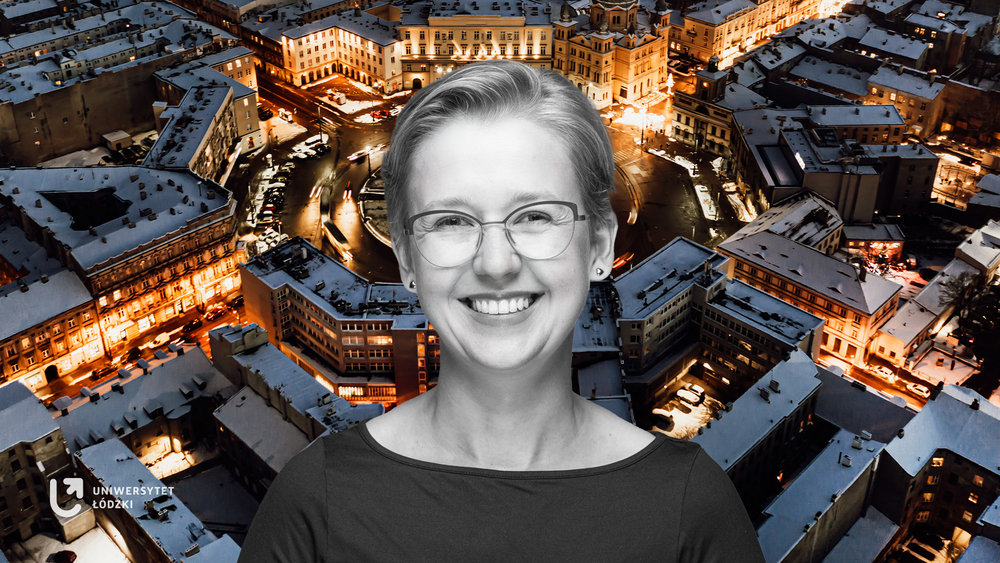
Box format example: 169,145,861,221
2,0,1000,559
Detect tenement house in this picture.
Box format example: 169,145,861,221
551,0,670,108
396,0,555,90
0,166,242,365
865,64,947,137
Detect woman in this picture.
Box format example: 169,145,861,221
238,60,764,562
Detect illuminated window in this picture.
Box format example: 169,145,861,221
922,493,934,502
969,493,979,504
963,511,973,523
974,475,984,487
927,475,939,485
916,511,930,522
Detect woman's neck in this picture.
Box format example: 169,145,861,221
417,345,593,471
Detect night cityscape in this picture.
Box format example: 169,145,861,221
0,0,1000,559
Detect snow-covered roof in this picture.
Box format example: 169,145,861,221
844,0,913,15
778,14,872,49
727,191,842,249
911,257,979,316
958,537,1000,563
715,82,768,111
858,27,929,61
863,142,936,159
820,508,898,563
806,105,905,128
0,166,232,272
685,0,754,24
877,299,937,346
613,237,726,319
908,0,993,36
979,495,1000,529
0,380,60,449
732,59,766,87
145,85,232,170
182,534,241,563
869,66,946,99
400,0,551,26
285,8,397,45
841,223,905,242
154,59,254,100
576,358,632,422
0,0,60,19
883,385,1000,477
76,438,218,560
214,386,310,475
0,268,93,342
692,349,821,471
955,219,1000,273
708,279,824,346
750,40,807,71
732,107,809,146
790,56,872,97
718,231,901,316
757,428,886,563
977,174,1000,195
573,282,619,353
57,346,236,453
813,367,916,443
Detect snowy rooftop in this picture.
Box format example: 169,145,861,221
692,350,821,471
878,299,937,346
790,56,871,97
154,61,254,100
863,142,936,160
718,231,901,315
844,0,913,15
243,238,429,324
757,428,885,563
182,534,241,563
781,129,878,175
813,367,916,443
977,174,1000,195
0,0,59,19
858,27,928,61
57,346,236,453
613,237,726,319
685,0,754,24
180,46,253,69
733,59,766,87
911,257,978,316
399,0,552,26
285,8,397,45
0,219,64,281
214,386,309,475
907,0,993,35
956,219,1000,273
819,508,898,563
573,282,619,353
841,223,904,242
715,82,768,111
710,279,824,345
0,268,93,342
810,104,906,128
727,191,842,249
911,348,977,387
732,107,809,146
958,537,1000,563
883,385,1000,477
980,495,1000,528
778,14,872,49
76,438,218,560
750,40,807,71
0,380,60,449
145,86,232,170
869,66,945,99
0,166,232,272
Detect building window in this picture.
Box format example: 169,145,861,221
916,511,930,523
974,475,984,487
931,457,944,467
922,492,934,502
927,475,940,485
969,493,979,504
963,511,974,523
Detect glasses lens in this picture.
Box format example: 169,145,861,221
411,212,481,267
507,202,577,259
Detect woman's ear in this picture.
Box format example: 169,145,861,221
393,239,418,293
590,211,618,280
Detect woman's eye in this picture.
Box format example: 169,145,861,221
432,215,475,229
515,212,553,224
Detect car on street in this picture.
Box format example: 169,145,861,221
90,365,117,381
182,319,203,333
205,306,227,321
676,388,702,405
348,149,368,161
872,365,897,383
907,382,931,399
125,347,142,363
684,382,706,400
257,107,273,120
53,551,77,563
229,295,245,308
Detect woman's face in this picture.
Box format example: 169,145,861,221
393,116,616,373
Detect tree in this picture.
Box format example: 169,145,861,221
938,271,984,323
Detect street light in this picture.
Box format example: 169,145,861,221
640,108,648,146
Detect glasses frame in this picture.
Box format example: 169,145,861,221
402,200,587,266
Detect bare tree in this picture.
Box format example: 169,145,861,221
939,271,984,321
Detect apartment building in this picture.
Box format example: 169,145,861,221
863,142,939,215
146,86,241,180
396,0,554,91
718,230,901,365
865,64,947,137
0,381,74,545
552,0,670,108
0,166,242,366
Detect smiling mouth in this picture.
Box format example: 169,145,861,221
461,294,542,315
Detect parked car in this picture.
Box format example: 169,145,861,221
182,318,203,333
229,295,245,308
257,106,273,120
205,306,227,321
676,388,701,405
872,365,897,383
125,347,142,363
683,382,706,400
90,365,117,381
53,551,77,563
907,382,931,399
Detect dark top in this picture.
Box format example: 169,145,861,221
237,420,765,563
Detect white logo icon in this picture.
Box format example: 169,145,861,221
49,477,84,518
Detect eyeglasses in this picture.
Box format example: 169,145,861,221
403,200,587,268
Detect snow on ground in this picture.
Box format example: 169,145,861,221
40,146,111,167
911,349,976,386
326,98,376,115
12,526,130,563
264,117,307,145
653,394,725,440
169,464,260,547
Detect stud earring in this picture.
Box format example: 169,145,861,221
596,268,605,276
408,280,416,289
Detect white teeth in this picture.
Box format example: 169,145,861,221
469,296,535,315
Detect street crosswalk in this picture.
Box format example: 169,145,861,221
613,147,639,164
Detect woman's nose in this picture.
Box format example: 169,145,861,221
472,224,521,280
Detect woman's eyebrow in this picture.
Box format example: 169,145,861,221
423,191,561,210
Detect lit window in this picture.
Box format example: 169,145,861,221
922,492,934,502
931,457,944,467
969,493,979,504
974,475,984,487
963,511,973,523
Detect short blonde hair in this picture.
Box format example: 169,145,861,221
382,60,615,250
